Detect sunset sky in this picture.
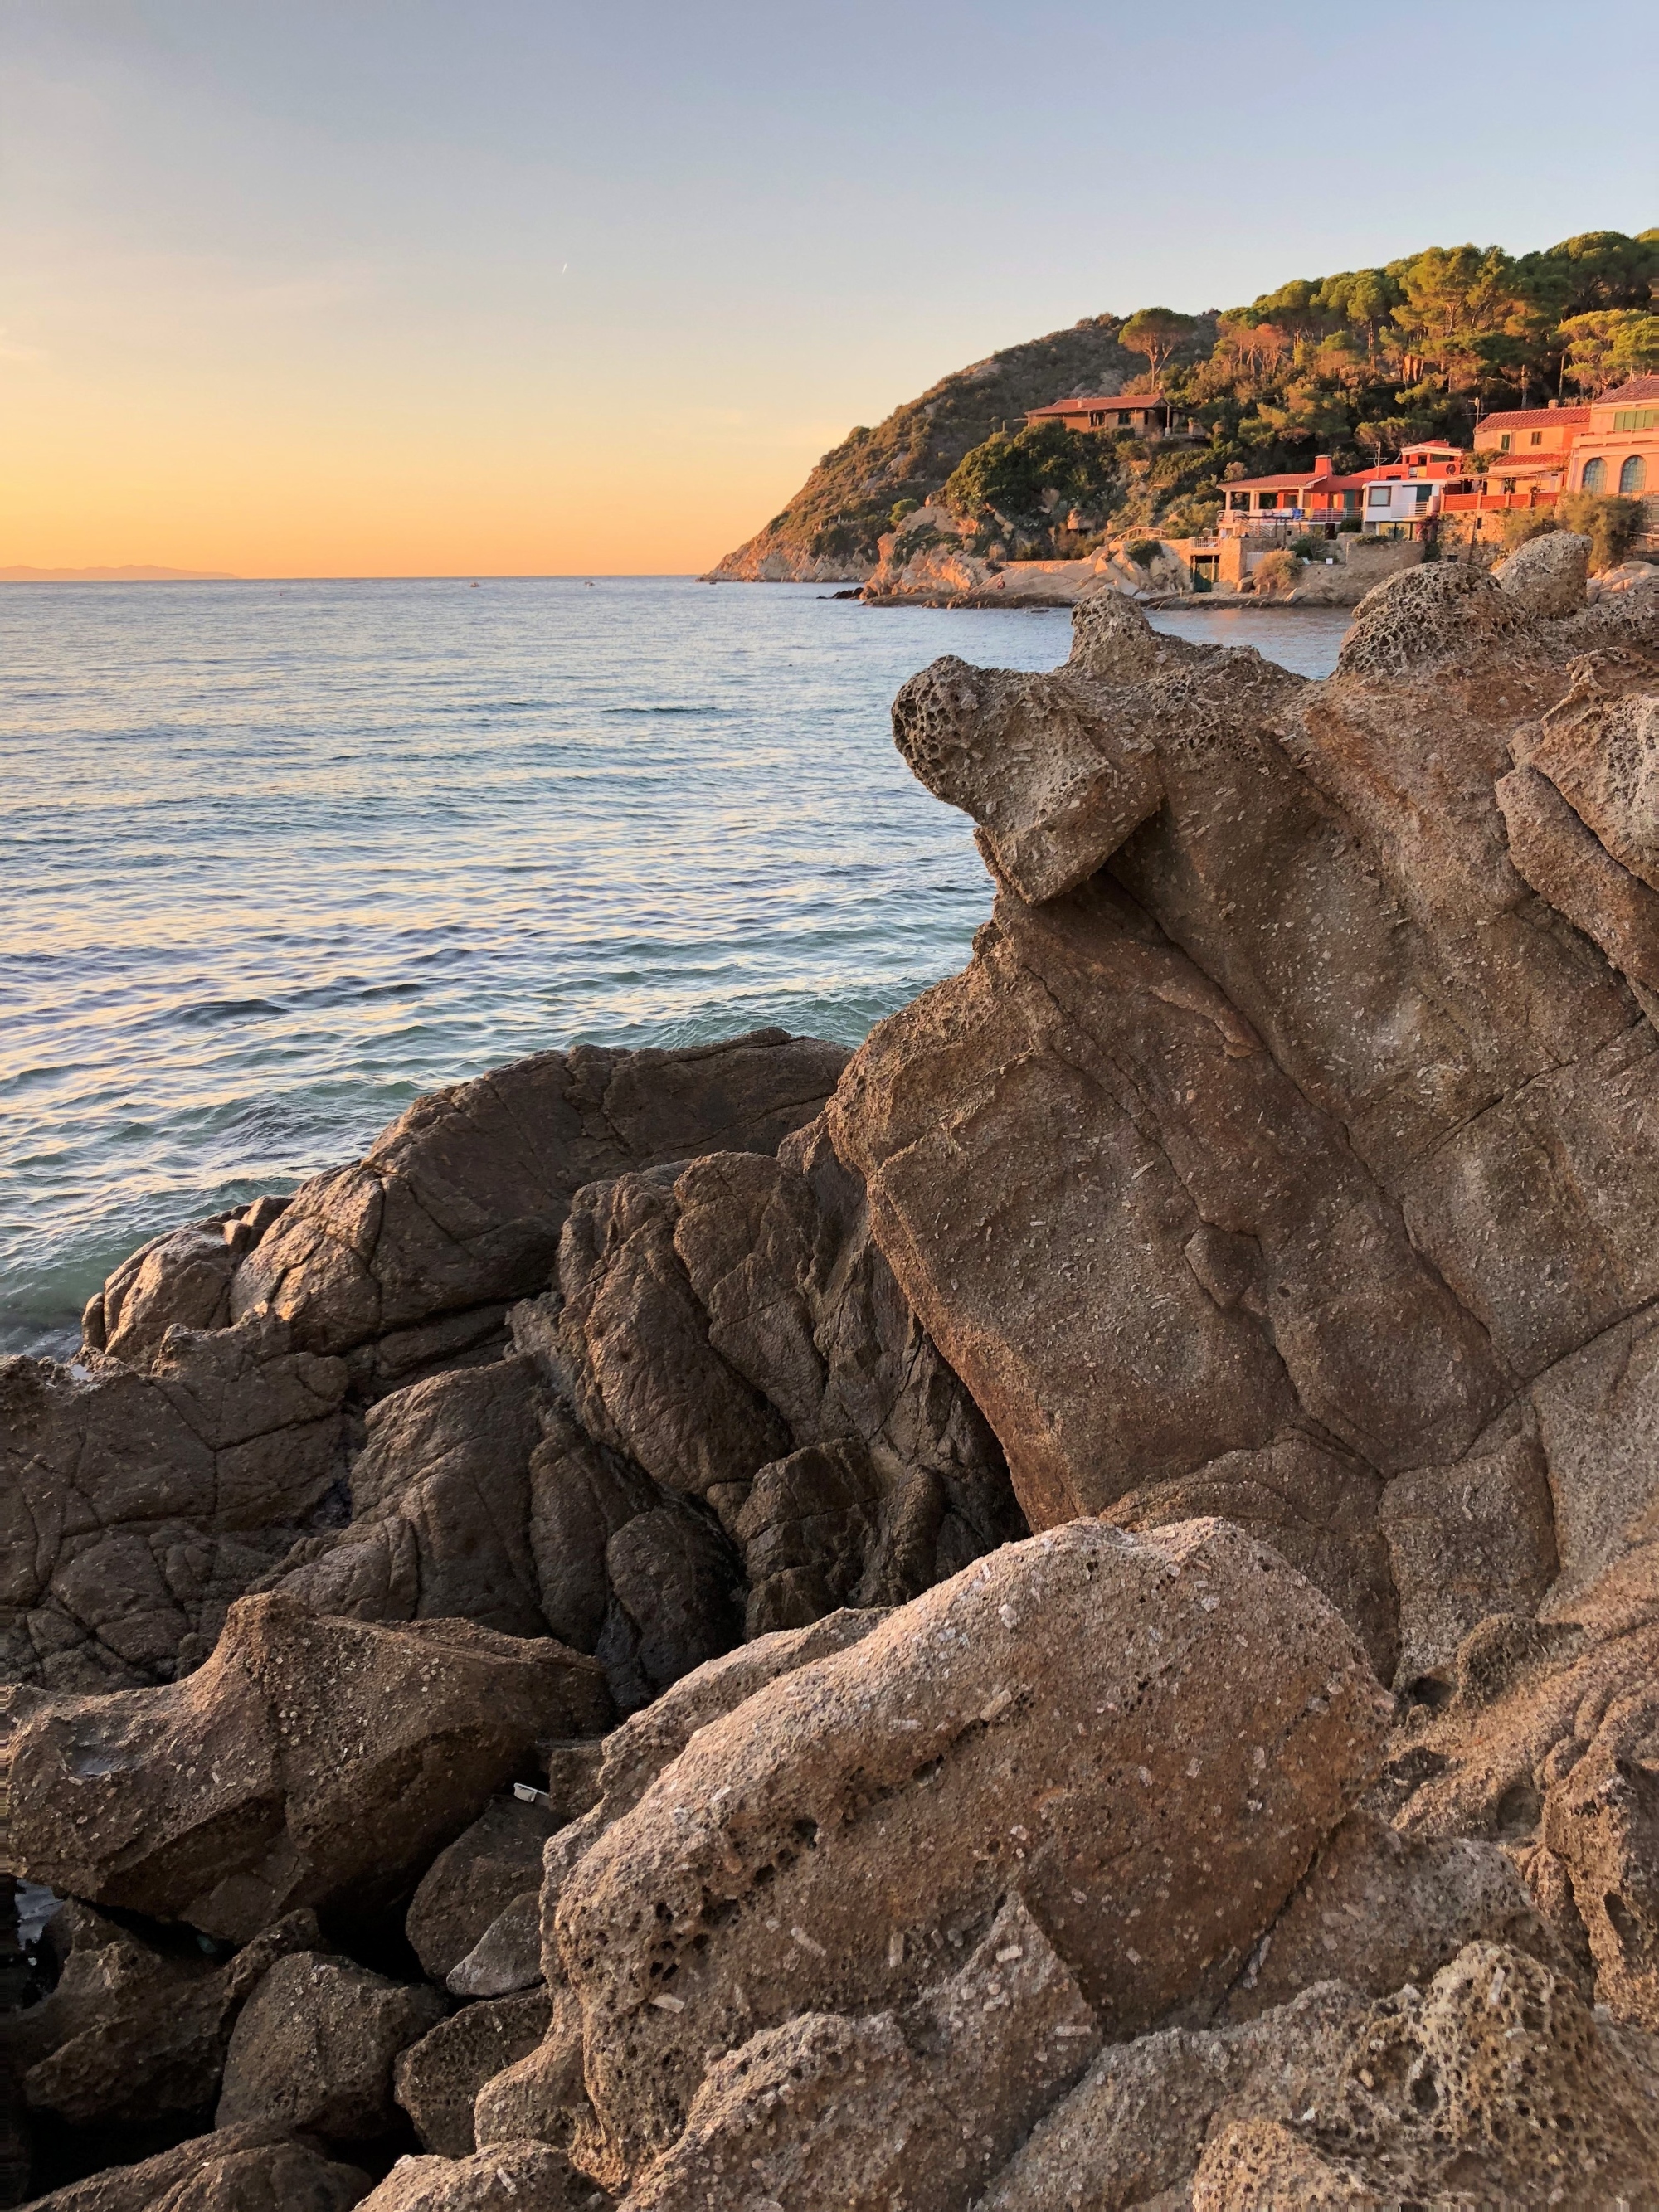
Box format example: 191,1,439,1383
5,0,1655,579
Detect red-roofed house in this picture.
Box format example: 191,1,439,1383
1470,401,1589,461
1024,393,1186,435
1220,442,1472,537
1564,376,1659,507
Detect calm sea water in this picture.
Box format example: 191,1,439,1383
0,578,1350,1356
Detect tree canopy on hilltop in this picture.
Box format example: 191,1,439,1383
713,228,1659,576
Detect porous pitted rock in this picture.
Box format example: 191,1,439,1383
216,1951,444,2140
1223,1809,1565,2021
6,1902,320,2126
1493,528,1592,618
981,1981,1369,2210
522,1117,1024,1645
470,1987,588,2154
393,1991,552,2156
219,1031,849,1366
356,2144,607,2212
4,1594,610,1942
552,1519,1389,2179
406,1798,564,1984
2,1315,348,1691
986,1942,1659,2209
621,1895,1099,2212
26,2123,372,2211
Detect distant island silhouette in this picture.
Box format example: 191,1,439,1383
0,563,239,581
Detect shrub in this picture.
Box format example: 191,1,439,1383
1499,510,1559,552
1251,550,1303,596
1337,518,1362,534
889,498,922,529
1126,539,1163,571
1288,535,1321,560
1557,491,1645,572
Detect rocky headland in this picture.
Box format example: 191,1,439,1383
4,542,1659,2208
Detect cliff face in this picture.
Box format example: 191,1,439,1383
703,315,1144,582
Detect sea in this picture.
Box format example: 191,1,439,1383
0,578,1351,1359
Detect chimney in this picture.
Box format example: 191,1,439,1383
1312,453,1334,477
1548,398,1559,409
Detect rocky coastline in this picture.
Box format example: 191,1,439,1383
5,537,1659,2207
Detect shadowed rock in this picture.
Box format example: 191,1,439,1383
3,1595,611,1941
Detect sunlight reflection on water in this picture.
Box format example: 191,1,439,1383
0,577,1349,1351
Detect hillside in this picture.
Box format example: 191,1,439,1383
708,229,1658,581
706,314,1162,580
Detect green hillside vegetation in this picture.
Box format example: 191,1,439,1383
718,229,1657,574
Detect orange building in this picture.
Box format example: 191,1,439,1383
1564,375,1659,503
1469,401,1589,462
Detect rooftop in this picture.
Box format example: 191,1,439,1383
1473,406,1590,434
1600,375,1659,405
1027,392,1168,415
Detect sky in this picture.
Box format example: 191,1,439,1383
3,0,1655,579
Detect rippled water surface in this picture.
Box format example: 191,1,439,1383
1,578,1350,1353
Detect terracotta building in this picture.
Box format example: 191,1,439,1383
1564,375,1659,502
1024,394,1173,435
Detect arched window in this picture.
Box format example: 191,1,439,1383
1620,455,1647,495
1581,456,1607,493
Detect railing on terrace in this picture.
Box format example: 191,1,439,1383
1439,490,1559,513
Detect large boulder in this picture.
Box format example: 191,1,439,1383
393,1992,552,2156
26,2124,372,2211
1493,528,1592,617
620,1895,1098,2212
406,1798,565,1984
521,1116,1024,1648
830,582,1659,1684
552,1518,1389,2180
5,1902,320,2126
216,1952,444,2140
210,1031,849,1367
3,1595,611,1941
356,2144,606,2212
2,1315,348,1691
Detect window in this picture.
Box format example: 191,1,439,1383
1415,485,1433,503
1530,430,1543,446
1621,455,1648,494
1582,457,1607,493
1499,433,1511,450
1367,486,1392,508
1613,409,1659,431
1258,493,1278,510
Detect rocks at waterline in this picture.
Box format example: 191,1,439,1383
4,552,1659,2207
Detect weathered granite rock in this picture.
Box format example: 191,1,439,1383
220,1032,849,1364
357,2143,607,2212
1496,759,1659,1007
7,1902,320,2125
523,1120,1024,1646
553,1518,1389,2178
406,1799,563,1984
4,1595,611,1941
620,1895,1099,2212
1494,528,1592,618
217,1952,445,2139
1522,670,1659,889
26,2124,372,2211
831,578,1659,1693
1379,1424,1557,1691
2,1315,349,1691
394,1991,552,2156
